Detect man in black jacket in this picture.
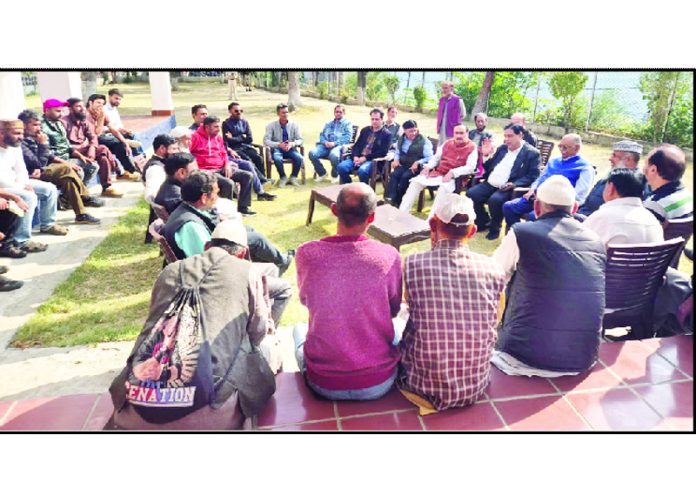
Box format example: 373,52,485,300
336,108,392,184
18,110,101,225
466,123,541,240
222,102,267,182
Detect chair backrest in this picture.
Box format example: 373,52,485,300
537,140,554,166
663,216,693,267
148,219,178,264
605,237,684,315
150,202,170,223
427,137,439,152
351,125,359,143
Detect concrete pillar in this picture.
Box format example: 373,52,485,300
36,71,82,101
148,72,174,116
0,72,26,119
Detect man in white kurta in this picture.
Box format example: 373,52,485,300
399,124,478,219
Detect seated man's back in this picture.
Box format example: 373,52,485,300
399,194,506,410
295,183,402,397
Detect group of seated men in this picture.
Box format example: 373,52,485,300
0,91,150,291
107,128,692,426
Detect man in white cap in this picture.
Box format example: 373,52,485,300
108,217,279,430
170,126,192,154
492,175,606,376
578,139,644,217
398,193,506,412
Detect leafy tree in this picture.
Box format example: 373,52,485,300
384,74,400,104
640,71,690,144
453,72,485,114
413,86,427,112
548,71,588,131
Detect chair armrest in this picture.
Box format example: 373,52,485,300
513,187,530,198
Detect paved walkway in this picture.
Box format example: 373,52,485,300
0,180,146,400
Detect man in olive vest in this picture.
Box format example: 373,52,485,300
384,120,433,207
492,175,606,375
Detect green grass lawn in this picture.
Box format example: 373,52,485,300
14,81,694,347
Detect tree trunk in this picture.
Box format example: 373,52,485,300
81,71,98,100
313,71,319,88
357,71,367,105
472,71,495,116
287,71,302,112
662,72,681,142
406,72,411,88
337,71,344,97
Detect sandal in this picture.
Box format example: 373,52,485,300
19,240,48,253
0,244,28,258
41,225,69,236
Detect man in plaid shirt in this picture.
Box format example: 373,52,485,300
398,193,506,410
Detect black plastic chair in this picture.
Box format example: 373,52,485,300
663,216,693,268
603,237,685,337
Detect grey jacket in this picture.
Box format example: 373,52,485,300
109,248,276,420
263,120,304,148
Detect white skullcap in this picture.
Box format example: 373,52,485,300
170,126,192,139
536,175,576,206
612,140,642,154
211,219,247,247
434,193,476,225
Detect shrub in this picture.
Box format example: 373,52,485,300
413,85,427,112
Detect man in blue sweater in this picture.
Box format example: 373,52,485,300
502,134,594,229
308,105,353,182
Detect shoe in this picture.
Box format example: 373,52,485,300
82,196,105,208
0,244,27,258
315,174,327,183
75,213,101,225
0,276,23,292
0,265,8,274
19,240,48,253
684,248,693,261
102,186,124,198
239,207,257,216
331,176,340,184
278,177,288,188
485,229,500,240
278,249,295,277
117,172,140,182
476,221,490,232
257,192,277,201
41,224,69,236
288,177,301,187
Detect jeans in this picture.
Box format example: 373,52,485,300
231,157,263,193
293,323,397,400
271,148,304,179
466,181,513,232
308,144,343,177
502,197,536,229
6,180,57,243
337,158,374,184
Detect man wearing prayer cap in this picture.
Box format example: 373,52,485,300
578,139,646,217
492,175,606,376
0,118,67,255
398,193,506,412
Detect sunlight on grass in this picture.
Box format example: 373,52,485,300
15,80,693,347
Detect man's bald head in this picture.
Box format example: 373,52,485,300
336,183,377,227
558,133,582,159
510,112,526,126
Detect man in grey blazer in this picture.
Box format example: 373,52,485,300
263,103,305,187
466,123,541,240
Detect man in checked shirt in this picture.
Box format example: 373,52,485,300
398,193,506,411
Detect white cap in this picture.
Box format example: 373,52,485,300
211,219,247,247
170,126,192,139
612,140,642,154
536,175,576,206
434,193,476,225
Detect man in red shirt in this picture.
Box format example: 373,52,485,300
189,116,256,215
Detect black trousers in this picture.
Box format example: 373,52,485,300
99,134,137,173
0,208,20,243
386,165,420,206
466,181,513,231
236,144,266,181
213,169,253,211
